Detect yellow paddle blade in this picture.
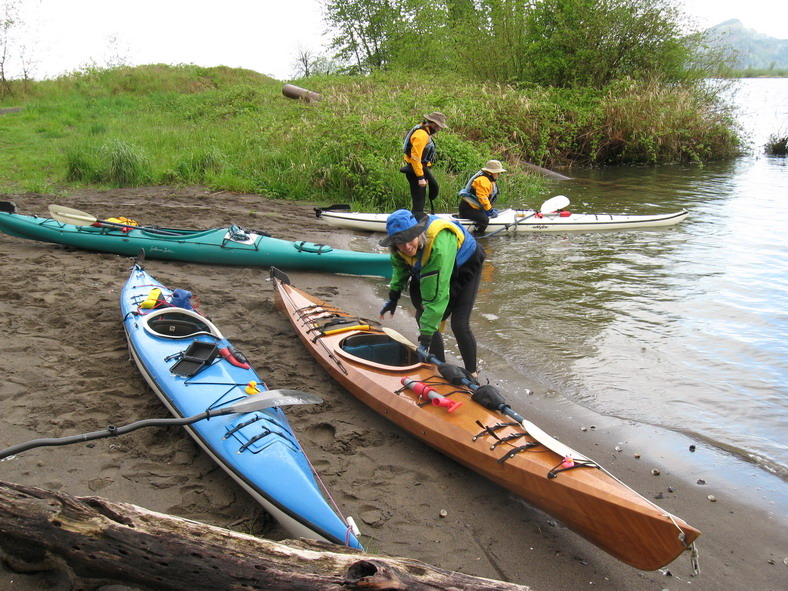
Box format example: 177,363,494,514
48,204,98,225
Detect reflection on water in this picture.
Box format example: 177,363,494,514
474,79,788,479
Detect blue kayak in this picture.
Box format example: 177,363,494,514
120,263,362,549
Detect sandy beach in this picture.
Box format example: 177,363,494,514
0,187,784,590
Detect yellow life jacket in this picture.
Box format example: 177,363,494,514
398,218,465,269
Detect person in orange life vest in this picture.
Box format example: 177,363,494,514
400,112,448,220
458,159,506,236
378,209,485,376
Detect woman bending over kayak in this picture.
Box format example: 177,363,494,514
379,209,485,376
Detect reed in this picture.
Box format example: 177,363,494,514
765,133,788,156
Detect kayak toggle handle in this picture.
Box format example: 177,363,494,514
220,346,250,369
401,377,462,413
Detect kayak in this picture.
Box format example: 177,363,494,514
315,205,688,234
0,208,391,278
121,263,363,549
271,268,700,570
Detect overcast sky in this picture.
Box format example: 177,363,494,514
11,0,788,81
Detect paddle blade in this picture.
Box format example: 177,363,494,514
219,389,323,415
48,204,98,226
382,327,417,350
270,266,291,285
540,195,570,213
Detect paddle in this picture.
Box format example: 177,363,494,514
47,204,180,236
0,389,322,460
482,194,571,238
381,327,593,463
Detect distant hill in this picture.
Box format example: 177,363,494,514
706,19,788,71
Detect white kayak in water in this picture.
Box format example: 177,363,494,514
315,196,688,235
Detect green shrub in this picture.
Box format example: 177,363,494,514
64,139,150,186
175,147,228,181
100,139,149,186
64,146,101,183
765,133,788,156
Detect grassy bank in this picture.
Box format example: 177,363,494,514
1,65,742,210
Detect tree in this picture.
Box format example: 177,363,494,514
294,46,317,78
520,0,696,88
0,0,19,96
323,0,401,73
454,0,533,82
322,0,708,89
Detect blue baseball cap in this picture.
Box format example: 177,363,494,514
379,209,429,247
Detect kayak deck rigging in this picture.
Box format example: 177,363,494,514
130,293,300,453
287,295,594,476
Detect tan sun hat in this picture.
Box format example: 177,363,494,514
424,111,448,129
482,159,506,174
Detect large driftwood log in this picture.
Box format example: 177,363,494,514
282,84,323,102
0,480,530,591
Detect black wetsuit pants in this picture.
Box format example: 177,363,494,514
402,164,438,220
410,243,485,373
458,200,490,235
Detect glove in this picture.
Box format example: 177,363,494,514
417,333,432,354
487,208,499,218
379,290,401,317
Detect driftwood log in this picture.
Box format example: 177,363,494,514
0,480,530,591
282,84,323,103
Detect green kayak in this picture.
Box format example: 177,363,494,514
0,207,391,278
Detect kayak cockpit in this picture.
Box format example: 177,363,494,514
336,333,421,370
141,307,223,339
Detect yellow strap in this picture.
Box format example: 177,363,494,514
323,324,370,336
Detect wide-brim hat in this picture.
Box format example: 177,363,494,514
482,159,506,174
379,209,429,247
424,111,448,129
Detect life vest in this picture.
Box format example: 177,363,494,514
403,124,436,165
458,170,498,209
397,217,477,274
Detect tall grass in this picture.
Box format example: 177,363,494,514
765,133,788,156
598,78,741,164
0,65,742,209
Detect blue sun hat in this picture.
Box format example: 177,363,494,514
379,209,430,247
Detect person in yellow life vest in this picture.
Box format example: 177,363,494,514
401,112,448,220
379,209,486,376
458,159,506,236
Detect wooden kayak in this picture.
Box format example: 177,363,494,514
0,206,391,278
271,268,700,570
121,263,362,549
315,204,688,235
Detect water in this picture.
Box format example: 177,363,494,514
473,78,788,486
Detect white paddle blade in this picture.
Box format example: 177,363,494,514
48,204,98,225
540,195,570,213
519,419,593,463
222,389,323,415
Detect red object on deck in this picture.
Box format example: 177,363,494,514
401,377,462,413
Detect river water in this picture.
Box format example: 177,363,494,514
472,78,788,495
